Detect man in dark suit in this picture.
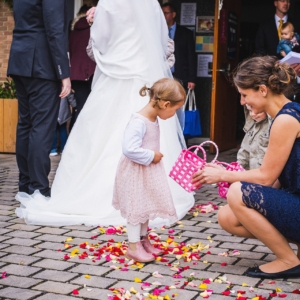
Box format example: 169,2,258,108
255,0,297,56
7,0,71,197
162,3,197,90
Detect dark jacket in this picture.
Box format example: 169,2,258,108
7,0,70,81
69,17,96,81
173,24,197,87
255,16,299,57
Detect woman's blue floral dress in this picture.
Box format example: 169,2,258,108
241,102,300,243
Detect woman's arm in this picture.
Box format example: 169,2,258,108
192,114,299,186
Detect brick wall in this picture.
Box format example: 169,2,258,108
0,2,14,84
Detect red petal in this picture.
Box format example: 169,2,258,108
237,291,246,294
221,263,227,266
73,290,79,295
278,295,287,298
292,290,300,294
222,291,230,295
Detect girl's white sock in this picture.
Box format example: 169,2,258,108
127,222,141,243
140,220,149,237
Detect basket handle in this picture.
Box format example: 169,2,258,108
182,146,206,169
197,141,219,163
217,161,236,171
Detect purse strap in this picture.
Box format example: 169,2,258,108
188,90,196,111
182,146,206,169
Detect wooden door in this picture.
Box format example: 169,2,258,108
210,0,241,152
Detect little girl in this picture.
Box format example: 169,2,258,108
113,78,186,262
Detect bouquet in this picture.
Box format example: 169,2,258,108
86,7,96,26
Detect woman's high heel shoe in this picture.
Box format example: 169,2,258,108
141,235,164,256
246,264,300,279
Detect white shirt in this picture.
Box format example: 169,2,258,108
275,14,288,30
122,114,157,166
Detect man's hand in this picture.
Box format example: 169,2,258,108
60,77,71,98
152,151,163,164
188,82,196,90
291,63,300,76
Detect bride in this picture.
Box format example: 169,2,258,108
15,0,195,228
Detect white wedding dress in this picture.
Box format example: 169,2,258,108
15,0,195,228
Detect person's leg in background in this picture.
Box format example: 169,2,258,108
58,122,68,153
72,75,93,122
26,77,61,196
50,124,58,156
13,76,31,194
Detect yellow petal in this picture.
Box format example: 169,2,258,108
84,275,90,279
156,257,162,261
70,249,79,257
164,296,171,300
251,297,260,300
276,288,282,292
199,284,208,289
176,255,182,260
179,225,184,228
64,243,69,248
242,283,248,287
129,287,138,294
65,237,73,242
203,260,208,264
207,236,212,240
135,278,142,283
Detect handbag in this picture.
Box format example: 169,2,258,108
216,162,245,199
183,89,202,139
169,141,219,193
86,37,95,62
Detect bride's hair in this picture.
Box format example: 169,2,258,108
140,78,186,108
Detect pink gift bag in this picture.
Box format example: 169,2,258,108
216,162,245,199
169,141,219,193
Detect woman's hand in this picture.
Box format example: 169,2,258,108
191,163,225,186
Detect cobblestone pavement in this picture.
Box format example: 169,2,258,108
0,151,299,300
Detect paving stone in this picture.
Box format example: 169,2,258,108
253,246,273,253
33,249,65,260
201,255,238,265
0,209,15,215
180,269,220,279
204,228,232,236
223,274,261,286
6,230,42,239
146,274,186,287
35,227,71,235
0,287,42,300
71,275,117,288
185,281,228,293
34,234,66,243
159,288,198,300
62,225,97,231
0,254,41,265
33,281,80,295
110,281,154,294
0,275,42,288
0,264,41,276
70,264,111,276
180,231,212,239
35,294,79,300
219,242,254,251
2,245,40,255
175,260,208,271
213,235,245,243
72,288,110,299
235,258,265,267
0,215,14,221
0,205,15,210
233,285,274,299
140,264,176,276
0,228,13,235
107,269,150,281
32,259,75,271
260,279,300,292
208,264,248,275
3,237,41,247
0,251,7,258
37,242,65,250
195,295,235,300
63,230,93,239
6,224,41,231
243,239,264,246
0,221,11,228
0,243,10,249
33,270,79,282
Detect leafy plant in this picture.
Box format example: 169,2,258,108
0,78,17,99
3,0,13,10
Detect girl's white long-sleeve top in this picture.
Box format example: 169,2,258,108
122,116,157,166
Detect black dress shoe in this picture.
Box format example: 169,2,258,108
246,264,300,279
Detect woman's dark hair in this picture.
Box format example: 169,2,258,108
161,2,177,14
78,4,91,15
233,56,297,95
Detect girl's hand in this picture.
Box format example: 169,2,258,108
191,163,224,186
153,151,163,164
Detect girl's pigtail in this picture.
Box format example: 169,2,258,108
139,86,149,97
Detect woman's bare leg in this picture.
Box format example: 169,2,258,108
218,205,256,239
226,182,300,273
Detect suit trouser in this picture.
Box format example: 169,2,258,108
12,75,61,196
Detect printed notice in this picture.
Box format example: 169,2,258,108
197,54,213,77
180,3,197,26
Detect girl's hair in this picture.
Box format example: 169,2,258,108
139,78,186,108
233,56,297,95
